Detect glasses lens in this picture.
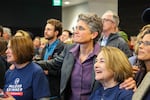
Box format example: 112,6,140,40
138,41,150,46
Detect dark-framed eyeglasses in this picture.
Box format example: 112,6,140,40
72,26,86,32
102,18,114,23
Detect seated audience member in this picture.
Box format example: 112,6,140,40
38,37,48,58
89,46,133,100
40,37,48,50
2,27,12,41
60,30,73,44
33,36,41,60
33,37,48,61
3,36,50,100
129,36,137,55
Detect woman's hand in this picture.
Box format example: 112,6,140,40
0,92,15,100
132,66,140,74
119,77,137,92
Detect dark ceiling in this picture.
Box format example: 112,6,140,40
0,0,62,36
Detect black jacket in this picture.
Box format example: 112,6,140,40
41,40,65,98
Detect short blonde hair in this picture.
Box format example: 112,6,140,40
100,46,133,82
40,37,48,44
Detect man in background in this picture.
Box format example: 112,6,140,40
98,10,132,58
40,18,64,100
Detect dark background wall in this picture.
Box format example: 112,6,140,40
0,0,62,37
118,0,150,39
1,0,149,38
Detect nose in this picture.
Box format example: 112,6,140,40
44,30,47,33
73,29,78,35
5,49,8,54
94,62,99,68
72,27,80,33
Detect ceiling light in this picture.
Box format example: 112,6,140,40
64,1,70,5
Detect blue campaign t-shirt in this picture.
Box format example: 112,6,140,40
89,83,133,100
4,62,50,100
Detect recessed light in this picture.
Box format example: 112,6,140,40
64,1,70,5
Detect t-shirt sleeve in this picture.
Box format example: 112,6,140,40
32,69,50,99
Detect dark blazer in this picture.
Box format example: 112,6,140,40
37,44,99,100
40,40,65,98
41,41,64,60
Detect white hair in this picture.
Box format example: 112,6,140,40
3,27,12,36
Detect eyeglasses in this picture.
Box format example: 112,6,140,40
72,26,86,31
138,41,150,46
102,18,114,23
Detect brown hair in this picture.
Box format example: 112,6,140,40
0,37,7,56
10,36,34,64
47,19,62,37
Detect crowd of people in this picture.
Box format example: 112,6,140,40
0,7,149,100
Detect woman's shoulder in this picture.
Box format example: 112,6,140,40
28,62,43,72
117,88,133,100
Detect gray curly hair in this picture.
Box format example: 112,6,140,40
77,13,103,44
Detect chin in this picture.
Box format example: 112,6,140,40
95,76,102,81
138,56,145,60
7,60,13,63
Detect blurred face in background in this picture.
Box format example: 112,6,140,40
33,37,41,48
61,31,70,42
3,32,10,40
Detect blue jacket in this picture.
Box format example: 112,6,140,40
89,83,133,100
